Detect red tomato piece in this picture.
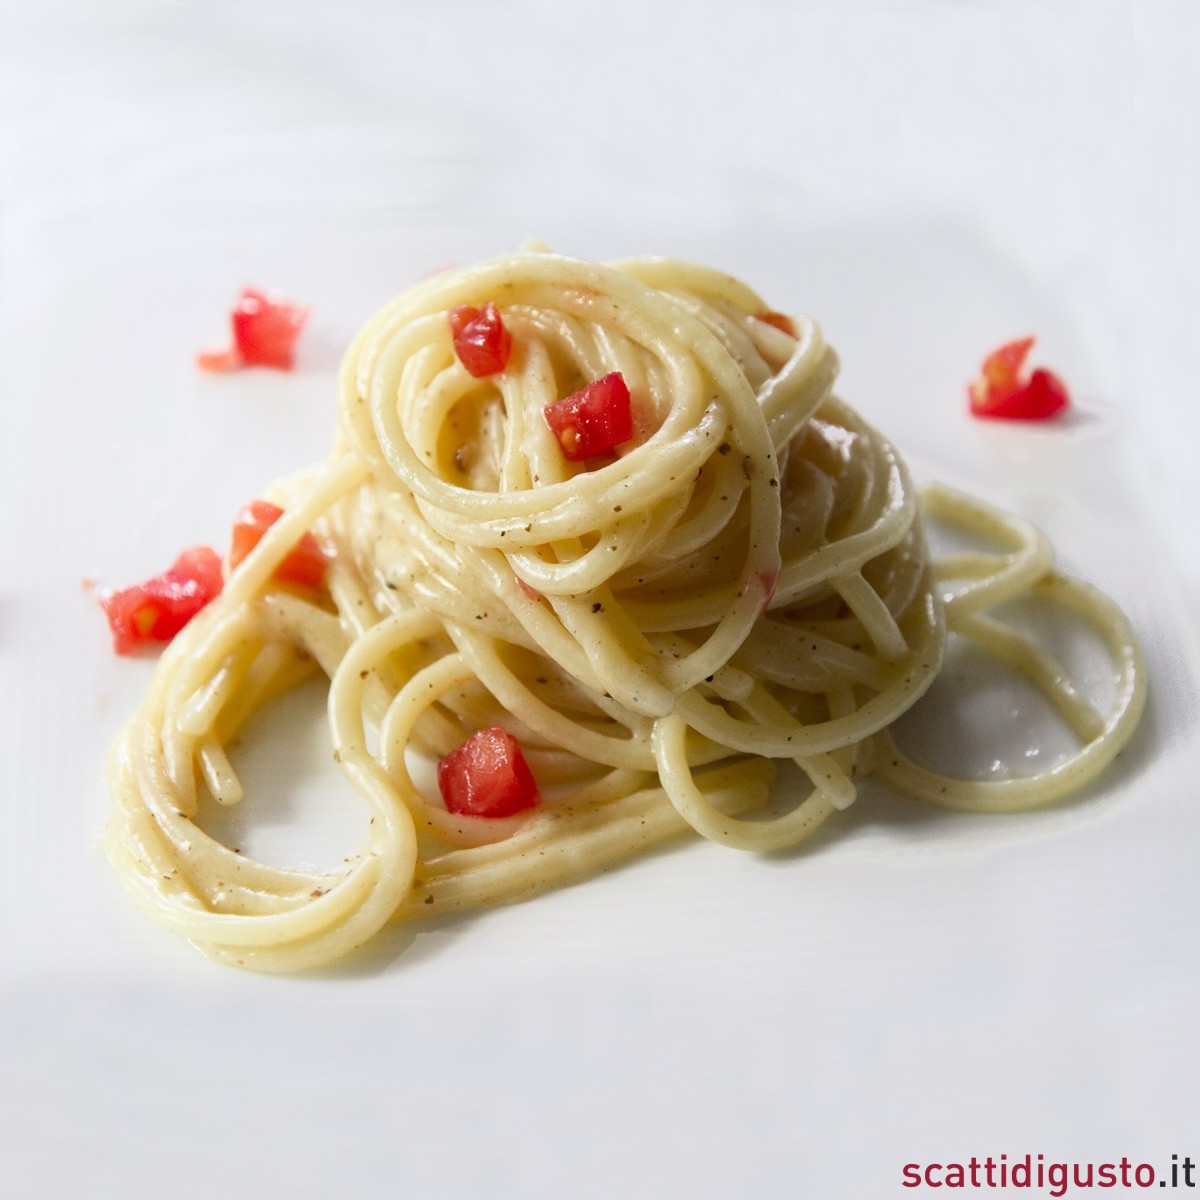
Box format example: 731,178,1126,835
969,337,1069,420
101,546,224,655
448,301,512,377
232,288,309,368
229,499,326,588
1021,367,1071,416
437,726,540,818
543,372,633,461
980,336,1035,390
756,309,797,337
196,287,309,372
194,348,241,373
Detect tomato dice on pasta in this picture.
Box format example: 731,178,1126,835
437,727,541,818
543,371,633,461
229,500,326,588
448,302,512,377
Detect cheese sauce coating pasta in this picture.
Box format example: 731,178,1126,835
106,251,1146,971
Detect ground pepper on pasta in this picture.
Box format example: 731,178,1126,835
105,249,1146,971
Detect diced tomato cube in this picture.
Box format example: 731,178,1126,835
231,288,308,369
437,726,540,818
968,337,1069,420
101,546,224,655
543,372,633,461
448,302,512,377
980,336,1035,390
756,309,797,337
196,286,309,372
1021,367,1070,417
229,499,326,588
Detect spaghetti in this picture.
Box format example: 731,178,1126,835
105,250,1146,971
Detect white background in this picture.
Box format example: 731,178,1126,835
1,2,1198,1197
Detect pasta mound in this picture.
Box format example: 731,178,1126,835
106,250,1145,971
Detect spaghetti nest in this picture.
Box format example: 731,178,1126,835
106,251,1146,971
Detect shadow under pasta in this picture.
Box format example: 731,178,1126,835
195,678,370,873
888,591,1116,786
